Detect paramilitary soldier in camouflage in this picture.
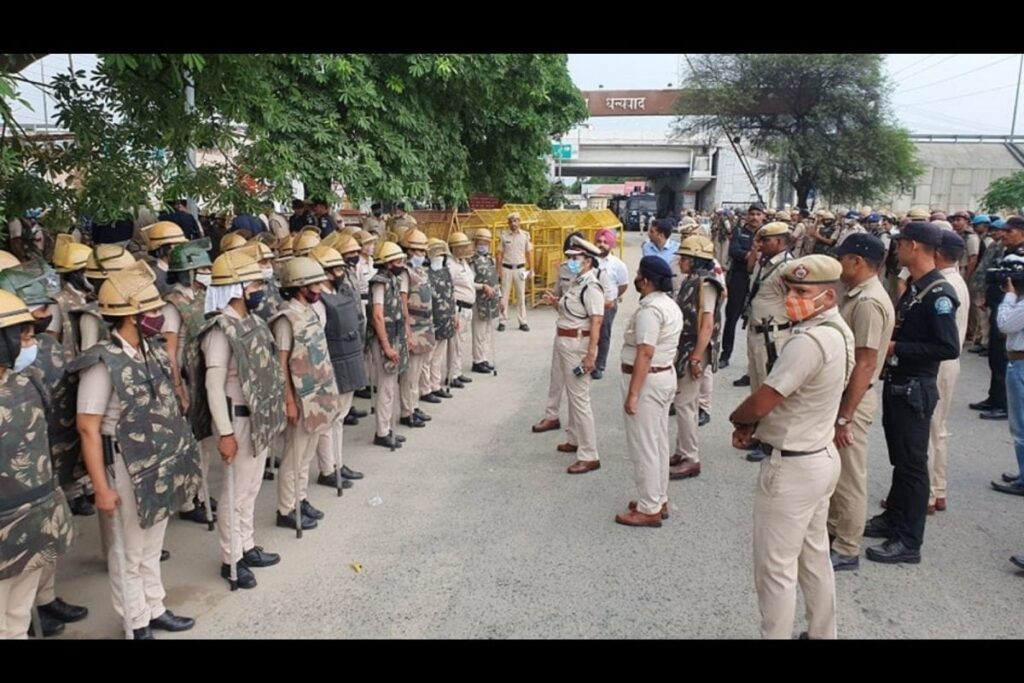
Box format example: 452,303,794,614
190,249,286,590
400,229,436,427
72,244,137,356
0,289,75,640
0,263,87,636
71,263,200,639
245,240,284,322
470,229,500,373
162,239,217,526
310,241,366,490
670,235,725,481
367,241,409,448
272,257,342,531
49,234,93,363
425,238,456,400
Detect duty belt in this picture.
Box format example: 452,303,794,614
621,363,673,374
456,300,474,310
557,328,590,338
502,263,525,269
759,443,826,458
752,321,792,334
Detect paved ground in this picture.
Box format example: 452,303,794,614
51,232,1024,639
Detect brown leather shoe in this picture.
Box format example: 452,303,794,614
669,458,701,480
615,510,662,528
669,454,685,467
556,442,579,453
532,418,561,433
628,501,669,519
934,497,946,511
567,459,600,474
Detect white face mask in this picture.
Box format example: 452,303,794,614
195,272,212,289
410,255,426,269
14,343,37,372
430,256,444,271
261,267,275,281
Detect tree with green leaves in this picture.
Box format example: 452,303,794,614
675,54,922,208
981,171,1024,214
1,54,586,227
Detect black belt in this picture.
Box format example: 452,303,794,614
752,321,792,334
502,263,525,269
234,405,251,418
456,300,474,310
760,443,826,458
360,294,369,301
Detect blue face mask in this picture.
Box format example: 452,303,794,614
245,290,265,312
410,255,426,269
14,343,37,372
476,245,489,255
566,259,582,275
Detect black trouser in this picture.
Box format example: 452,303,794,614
881,375,939,550
720,272,749,361
987,310,1008,409
595,303,617,372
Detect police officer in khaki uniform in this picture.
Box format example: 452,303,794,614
670,235,724,480
425,238,456,399
470,229,500,373
272,258,342,528
363,203,388,237
367,242,410,448
540,236,605,474
447,231,476,388
615,256,683,527
729,255,854,640
497,212,533,332
398,229,436,427
191,250,286,587
828,234,895,571
140,221,188,295
48,234,93,362
73,263,200,638
743,221,793,399
75,245,137,353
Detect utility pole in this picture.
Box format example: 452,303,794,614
1012,53,1023,138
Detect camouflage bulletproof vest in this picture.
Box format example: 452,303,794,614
253,279,283,322
337,268,366,341
67,340,201,530
813,224,838,256
166,286,207,353
675,273,725,375
271,304,341,433
0,367,75,581
471,254,500,321
366,269,408,375
406,265,435,354
35,334,82,490
54,284,88,362
428,264,456,340
321,286,368,394
190,312,286,454
69,304,110,356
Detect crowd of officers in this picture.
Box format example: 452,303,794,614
0,201,521,639
3,197,1022,640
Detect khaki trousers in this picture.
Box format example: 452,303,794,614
370,343,400,437
0,568,43,639
449,309,472,379
500,266,528,325
400,350,432,416
426,338,449,394
673,369,702,463
928,359,960,502
472,314,494,364
556,335,598,461
217,414,268,564
623,370,677,514
828,389,877,556
317,392,354,476
277,419,325,516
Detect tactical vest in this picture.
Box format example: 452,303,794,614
67,340,201,530
271,304,341,433
190,312,286,453
35,334,82,489
321,287,368,394
406,265,435,354
813,225,838,256
0,367,74,581
675,273,725,375
471,254,500,321
55,284,87,362
253,280,283,322
140,255,171,296
428,264,456,340
366,269,409,374
337,268,366,340
69,303,110,356
165,286,207,356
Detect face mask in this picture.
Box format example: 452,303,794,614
261,267,275,281
245,290,265,312
303,287,322,304
633,278,644,294
14,343,37,372
345,255,361,267
32,316,53,335
476,245,489,255
195,272,212,289
139,314,165,338
389,264,406,276
430,256,444,271
410,255,425,269
566,259,582,275
785,290,829,322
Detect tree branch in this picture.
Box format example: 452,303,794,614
0,54,50,75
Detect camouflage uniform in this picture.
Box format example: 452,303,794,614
0,367,74,639
191,306,285,567
470,252,500,365
69,304,110,356
70,335,201,630
367,268,407,438
272,299,341,516
426,261,456,395
53,283,88,362
400,264,434,419
252,278,283,322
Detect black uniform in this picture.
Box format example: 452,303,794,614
289,211,315,234
159,209,202,240
984,244,1018,411
720,224,756,363
316,213,338,238
880,269,960,551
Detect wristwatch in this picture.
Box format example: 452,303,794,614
836,416,851,427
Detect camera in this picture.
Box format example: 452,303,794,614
986,255,1024,290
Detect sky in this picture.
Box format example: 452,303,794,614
11,54,1024,137
566,53,1024,137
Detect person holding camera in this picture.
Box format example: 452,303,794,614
972,218,1017,421
991,216,1024,499
540,237,605,474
